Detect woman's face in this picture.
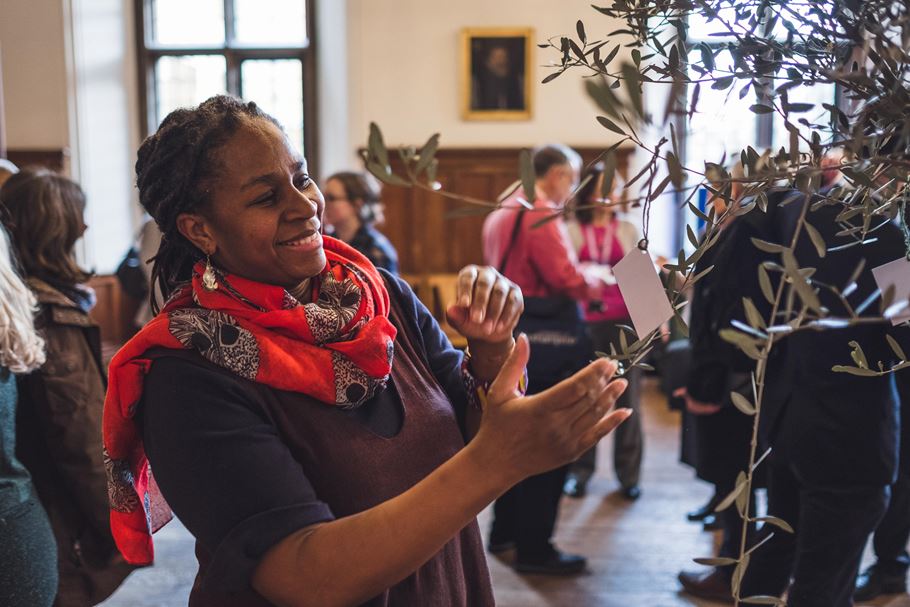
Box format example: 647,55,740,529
180,118,326,289
321,178,361,234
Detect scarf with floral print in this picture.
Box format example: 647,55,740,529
101,236,397,564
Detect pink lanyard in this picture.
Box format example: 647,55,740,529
583,222,616,265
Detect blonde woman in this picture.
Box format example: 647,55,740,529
0,226,57,607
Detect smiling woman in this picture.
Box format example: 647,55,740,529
101,95,631,607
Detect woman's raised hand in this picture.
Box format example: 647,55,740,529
446,265,523,345
471,335,632,483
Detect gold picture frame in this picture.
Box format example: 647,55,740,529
460,27,534,121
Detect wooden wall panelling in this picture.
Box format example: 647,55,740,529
381,147,632,276
6,148,69,174
87,274,140,348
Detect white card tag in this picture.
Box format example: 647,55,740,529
612,248,675,337
872,257,910,325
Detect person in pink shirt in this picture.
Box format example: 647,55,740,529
482,144,608,576
563,163,644,501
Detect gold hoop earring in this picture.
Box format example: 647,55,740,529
202,255,218,291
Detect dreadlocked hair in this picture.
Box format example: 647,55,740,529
135,95,280,313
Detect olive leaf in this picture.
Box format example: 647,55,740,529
755,516,794,534
731,391,756,416
716,471,748,513
887,334,907,361
741,597,786,606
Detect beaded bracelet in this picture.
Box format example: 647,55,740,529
461,352,528,411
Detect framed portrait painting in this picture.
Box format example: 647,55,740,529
461,27,534,121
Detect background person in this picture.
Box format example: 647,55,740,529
0,169,136,607
563,163,644,501
482,143,608,575
322,171,398,274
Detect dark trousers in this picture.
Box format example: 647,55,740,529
741,455,889,607
717,488,757,560
491,465,569,560
872,472,910,575
569,319,643,488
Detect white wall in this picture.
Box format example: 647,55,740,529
315,0,350,178
342,0,683,256
345,0,633,155
0,0,72,150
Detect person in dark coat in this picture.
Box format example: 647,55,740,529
1,169,136,607
720,188,907,607
674,209,764,601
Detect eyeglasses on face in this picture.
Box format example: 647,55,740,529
323,193,349,204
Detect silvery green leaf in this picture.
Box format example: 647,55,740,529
755,516,794,534
804,222,827,258
731,392,756,416
887,334,907,361
741,596,786,605
743,297,767,330
715,472,748,513
832,365,880,377
694,557,737,567
758,265,775,304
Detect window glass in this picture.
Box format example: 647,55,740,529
234,0,307,47
152,0,224,46
155,55,228,125
241,59,305,154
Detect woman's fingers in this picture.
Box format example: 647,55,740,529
568,378,628,433
495,287,523,335
536,358,617,411
483,279,511,333
455,265,479,308
469,267,497,324
579,408,633,450
487,334,530,403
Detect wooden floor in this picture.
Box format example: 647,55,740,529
100,379,910,607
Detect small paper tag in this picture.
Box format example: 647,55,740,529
872,257,910,325
613,248,675,337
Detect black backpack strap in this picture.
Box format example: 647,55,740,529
498,209,527,275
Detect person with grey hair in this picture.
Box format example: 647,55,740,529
482,143,612,575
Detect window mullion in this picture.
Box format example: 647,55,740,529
223,0,234,46
226,51,241,97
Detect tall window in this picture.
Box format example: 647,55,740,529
136,0,316,165
680,9,837,250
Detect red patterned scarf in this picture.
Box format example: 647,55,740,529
102,237,397,564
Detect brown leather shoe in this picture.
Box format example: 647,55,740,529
678,568,734,603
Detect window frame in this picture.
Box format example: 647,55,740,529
134,0,319,175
